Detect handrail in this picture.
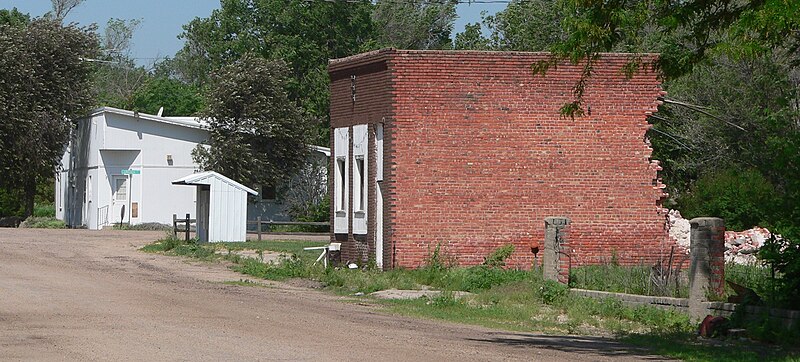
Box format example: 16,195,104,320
97,205,109,229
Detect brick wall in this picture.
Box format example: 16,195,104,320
329,49,673,269
329,50,393,265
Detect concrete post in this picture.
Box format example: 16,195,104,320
688,217,726,320
543,217,571,284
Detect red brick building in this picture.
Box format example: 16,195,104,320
328,49,673,270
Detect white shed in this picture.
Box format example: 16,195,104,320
172,171,257,243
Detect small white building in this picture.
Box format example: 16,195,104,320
56,107,206,229
56,107,330,230
172,171,257,242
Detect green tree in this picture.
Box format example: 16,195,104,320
651,53,799,231
192,55,314,189
453,22,491,50
537,0,799,115
0,8,30,27
130,77,204,116
171,0,375,115
372,0,457,50
0,18,99,216
484,0,565,51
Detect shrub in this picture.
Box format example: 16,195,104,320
483,244,515,268
19,216,65,229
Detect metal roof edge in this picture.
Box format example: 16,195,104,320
85,106,205,130
172,171,258,195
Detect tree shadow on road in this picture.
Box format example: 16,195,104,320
467,332,670,360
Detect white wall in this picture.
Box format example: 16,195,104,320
58,110,208,229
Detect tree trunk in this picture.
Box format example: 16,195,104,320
23,178,36,218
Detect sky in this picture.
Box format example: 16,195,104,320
0,0,507,67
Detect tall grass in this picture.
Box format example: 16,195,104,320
570,264,689,298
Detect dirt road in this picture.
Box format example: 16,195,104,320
0,229,669,361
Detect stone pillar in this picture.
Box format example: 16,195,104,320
543,217,571,284
328,242,342,268
688,217,726,320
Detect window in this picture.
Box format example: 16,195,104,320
115,178,127,201
261,185,276,201
354,156,365,212
336,157,346,212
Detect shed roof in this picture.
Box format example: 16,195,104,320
172,171,258,195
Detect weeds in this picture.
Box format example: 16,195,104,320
140,238,798,361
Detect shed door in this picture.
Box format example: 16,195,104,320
197,186,210,243
112,175,129,224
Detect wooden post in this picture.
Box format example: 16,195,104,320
172,214,177,239
185,213,191,241
257,216,262,241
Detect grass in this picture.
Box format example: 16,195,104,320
140,238,800,361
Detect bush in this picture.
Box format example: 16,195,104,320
19,216,65,229
678,168,778,231
758,234,800,309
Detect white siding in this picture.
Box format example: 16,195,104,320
174,174,251,243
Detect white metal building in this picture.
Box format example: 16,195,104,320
172,171,257,243
56,106,330,230
56,107,207,229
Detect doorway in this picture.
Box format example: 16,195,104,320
112,175,129,224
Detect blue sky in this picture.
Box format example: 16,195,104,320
0,0,506,66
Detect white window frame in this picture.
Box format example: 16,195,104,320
352,124,368,235
333,127,349,234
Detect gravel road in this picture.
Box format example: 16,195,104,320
0,229,670,361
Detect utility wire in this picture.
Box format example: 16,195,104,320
660,97,746,131
650,115,694,151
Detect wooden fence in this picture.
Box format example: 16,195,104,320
172,214,328,241
247,216,329,241
172,213,196,241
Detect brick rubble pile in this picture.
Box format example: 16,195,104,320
668,210,772,265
